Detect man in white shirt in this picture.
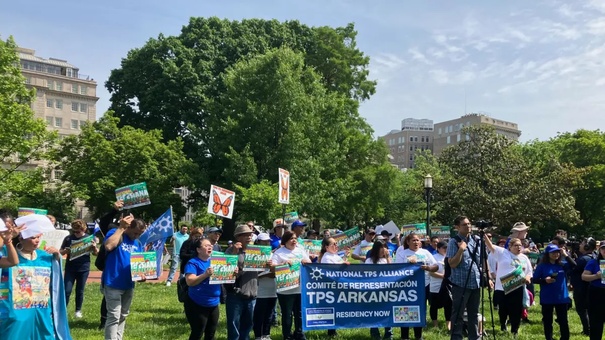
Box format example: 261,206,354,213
352,229,376,262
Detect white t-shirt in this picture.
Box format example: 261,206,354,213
492,245,533,291
271,246,310,295
320,252,344,264
429,253,446,293
487,252,497,278
353,240,373,257
365,258,388,264
395,247,436,287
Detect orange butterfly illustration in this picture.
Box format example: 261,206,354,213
280,175,289,201
212,190,233,216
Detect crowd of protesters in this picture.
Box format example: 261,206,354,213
4,203,605,340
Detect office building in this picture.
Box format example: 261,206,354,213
381,118,434,170
433,113,521,155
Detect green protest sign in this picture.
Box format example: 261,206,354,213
130,252,158,281
276,261,301,293
333,227,360,250
243,245,272,272
115,182,151,209
210,254,238,284
284,212,299,224
302,240,322,257
17,207,48,217
501,265,525,295
69,235,95,260
528,252,540,266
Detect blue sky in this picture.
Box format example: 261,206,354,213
2,0,605,141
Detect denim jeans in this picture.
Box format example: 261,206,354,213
277,293,306,340
167,254,180,282
451,285,480,340
103,286,134,340
226,292,256,340
64,269,90,311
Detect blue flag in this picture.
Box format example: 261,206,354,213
139,208,174,278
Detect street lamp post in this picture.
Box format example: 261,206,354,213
424,174,433,237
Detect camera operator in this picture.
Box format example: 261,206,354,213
570,237,596,336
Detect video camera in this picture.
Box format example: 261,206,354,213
475,220,493,230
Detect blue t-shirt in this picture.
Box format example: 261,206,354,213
584,259,605,288
533,262,570,304
185,257,220,307
270,234,281,250
102,229,143,290
173,232,190,256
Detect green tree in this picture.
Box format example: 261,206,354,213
0,36,55,206
436,125,581,233
54,112,197,219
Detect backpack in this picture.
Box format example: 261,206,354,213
94,235,123,271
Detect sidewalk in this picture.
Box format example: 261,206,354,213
87,269,177,284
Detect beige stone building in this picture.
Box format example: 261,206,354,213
17,47,98,219
380,118,434,170
433,113,521,155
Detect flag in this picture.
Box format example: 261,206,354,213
93,222,101,235
139,207,174,278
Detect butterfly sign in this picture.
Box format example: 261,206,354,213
278,168,290,204
207,185,236,219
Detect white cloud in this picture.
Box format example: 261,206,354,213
408,47,433,65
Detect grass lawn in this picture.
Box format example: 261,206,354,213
69,283,589,340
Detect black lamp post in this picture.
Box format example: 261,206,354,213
424,174,433,237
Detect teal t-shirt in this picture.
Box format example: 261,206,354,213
0,249,56,339
174,232,190,256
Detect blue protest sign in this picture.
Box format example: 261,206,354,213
301,263,425,330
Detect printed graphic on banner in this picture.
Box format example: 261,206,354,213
400,223,427,238
601,260,605,284
276,262,301,292
301,263,425,330
243,245,272,272
212,251,224,256
278,168,290,204
207,185,236,219
12,266,51,309
115,182,151,209
69,235,95,260
429,226,451,239
303,240,322,257
284,211,299,224
17,207,48,217
528,252,540,266
130,252,158,281
501,265,525,294
210,254,238,284
39,230,70,250
332,227,360,250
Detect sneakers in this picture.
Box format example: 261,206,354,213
75,310,83,318
166,281,172,287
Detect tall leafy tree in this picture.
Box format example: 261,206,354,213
436,125,581,233
54,113,197,219
0,36,55,206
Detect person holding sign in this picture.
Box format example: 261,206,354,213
484,236,532,336
581,241,605,340
429,241,452,331
532,244,575,340
271,231,311,340
184,238,221,340
0,220,71,339
60,219,98,318
253,233,277,340
365,240,393,340
395,232,438,340
102,215,146,340
318,237,349,338
352,229,376,262
224,224,266,340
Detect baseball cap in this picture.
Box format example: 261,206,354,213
273,218,287,229
544,244,560,253
291,220,307,228
380,230,392,237
599,241,605,248
306,230,318,238
257,233,271,241
207,227,222,234
366,228,376,235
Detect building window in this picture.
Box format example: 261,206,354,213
71,119,79,129
55,99,63,109
66,68,74,77
80,86,87,95
25,77,32,85
457,134,461,142
46,99,53,108
438,127,442,134
71,102,78,111
409,145,413,151
80,120,87,128
46,116,53,125
47,80,54,90
56,82,63,91
447,136,451,144
55,117,63,128
72,84,78,94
